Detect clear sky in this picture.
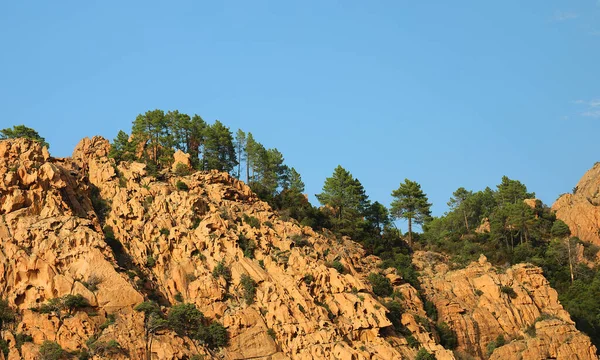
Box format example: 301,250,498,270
1,1,599,224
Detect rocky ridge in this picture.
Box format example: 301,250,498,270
553,162,600,249
0,137,597,360
0,137,452,360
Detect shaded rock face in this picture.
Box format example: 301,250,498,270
553,163,600,248
0,137,454,360
414,252,598,360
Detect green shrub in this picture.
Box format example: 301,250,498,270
0,339,8,359
424,300,438,321
500,285,517,299
174,162,190,176
146,256,156,268
82,275,102,292
174,292,184,302
39,341,68,360
240,274,257,305
0,298,16,328
437,322,458,349
168,303,204,337
486,334,506,355
99,313,116,330
267,328,276,339
15,332,33,350
176,180,189,191
89,339,122,356
415,347,436,360
196,321,228,349
384,300,403,330
238,234,256,259
291,234,310,247
159,228,170,236
243,214,261,229
303,274,314,285
328,260,345,274
551,220,571,238
367,273,393,297
212,261,232,284
474,289,484,296
406,335,420,348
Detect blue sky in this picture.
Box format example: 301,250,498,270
1,1,599,224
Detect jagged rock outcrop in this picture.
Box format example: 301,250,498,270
414,251,598,359
553,163,600,247
1,137,597,360
0,137,453,359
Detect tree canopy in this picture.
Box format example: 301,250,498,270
0,125,49,148
390,179,432,246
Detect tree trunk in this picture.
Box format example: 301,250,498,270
567,237,574,284
463,210,469,231
408,217,413,247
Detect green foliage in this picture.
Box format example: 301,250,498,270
436,322,457,349
38,294,89,316
39,341,68,360
291,234,310,247
0,125,49,148
0,339,7,359
384,300,403,331
267,328,276,339
99,314,116,330
89,339,122,356
212,261,232,284
15,332,33,350
367,273,393,297
486,334,506,356
202,120,237,173
63,294,89,311
82,275,102,292
0,299,15,330
303,274,314,285
174,292,184,302
551,220,571,238
238,234,256,259
167,303,204,337
240,274,257,305
206,321,229,348
243,214,261,229
146,256,156,268
174,162,190,176
316,165,370,238
415,347,436,360
176,180,189,191
159,228,170,236
390,179,431,245
500,286,517,299
328,260,345,274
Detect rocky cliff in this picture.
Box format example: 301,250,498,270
414,251,597,360
553,163,600,248
0,137,596,360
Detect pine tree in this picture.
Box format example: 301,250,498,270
316,165,370,236
203,120,237,172
109,130,136,163
0,125,49,148
235,129,246,179
390,179,432,246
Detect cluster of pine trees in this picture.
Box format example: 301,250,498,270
109,109,303,202
421,177,600,349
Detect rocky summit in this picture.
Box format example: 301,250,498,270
553,162,600,251
0,137,597,360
